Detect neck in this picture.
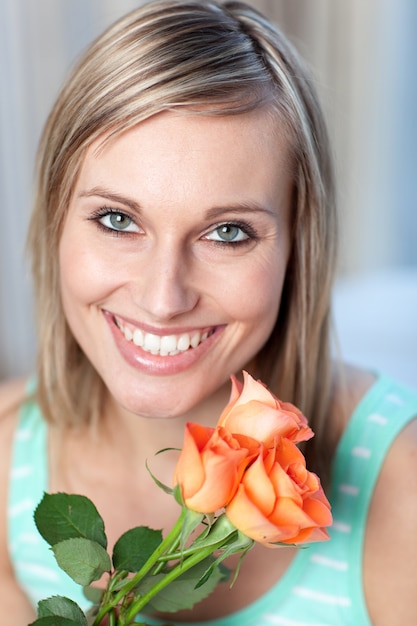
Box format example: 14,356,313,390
96,378,232,458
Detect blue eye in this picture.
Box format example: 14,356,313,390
205,223,251,244
96,210,139,233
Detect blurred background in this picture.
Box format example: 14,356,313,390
0,0,416,387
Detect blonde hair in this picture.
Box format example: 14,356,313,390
28,0,337,480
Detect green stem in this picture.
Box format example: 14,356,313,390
92,509,187,625
109,569,129,592
124,538,226,622
152,534,181,575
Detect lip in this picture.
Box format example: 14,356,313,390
103,310,225,376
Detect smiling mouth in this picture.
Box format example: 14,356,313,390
114,316,215,356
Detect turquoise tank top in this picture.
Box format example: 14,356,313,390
8,375,417,625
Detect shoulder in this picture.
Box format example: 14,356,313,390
0,377,28,418
0,376,28,505
363,416,417,624
369,411,417,529
0,377,28,446
0,377,28,458
333,366,417,623
0,377,28,525
364,391,417,623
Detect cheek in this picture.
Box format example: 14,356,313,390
59,244,90,309
220,258,286,328
58,229,118,308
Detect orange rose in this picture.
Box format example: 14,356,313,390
174,422,259,513
174,372,331,546
225,437,332,546
218,371,313,446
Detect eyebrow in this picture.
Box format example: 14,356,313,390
204,203,276,220
78,188,142,213
78,187,277,219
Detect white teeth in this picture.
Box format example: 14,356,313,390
190,332,201,348
160,335,177,356
144,333,161,354
116,319,211,356
133,328,144,347
177,333,191,351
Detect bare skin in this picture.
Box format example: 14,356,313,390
1,364,416,625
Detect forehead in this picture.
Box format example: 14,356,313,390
77,109,293,212
89,107,291,165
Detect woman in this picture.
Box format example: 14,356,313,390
0,1,416,624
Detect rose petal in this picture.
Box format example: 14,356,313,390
240,452,276,515
268,462,303,504
275,438,306,469
174,423,213,497
174,423,255,513
218,372,313,445
269,496,315,531
281,525,330,545
226,484,297,544
303,492,333,527
221,375,243,413
234,371,277,408
184,446,249,512
220,401,305,445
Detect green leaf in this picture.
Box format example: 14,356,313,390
82,585,104,605
179,508,205,550
112,526,163,572
53,538,111,585
34,493,107,548
145,457,175,496
29,618,82,626
195,528,254,589
37,596,87,625
141,557,227,613
198,514,239,546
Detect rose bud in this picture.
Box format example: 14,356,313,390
218,371,314,447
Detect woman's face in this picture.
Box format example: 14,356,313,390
59,110,293,419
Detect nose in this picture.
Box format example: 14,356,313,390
131,241,199,321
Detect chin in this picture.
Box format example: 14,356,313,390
107,380,196,421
